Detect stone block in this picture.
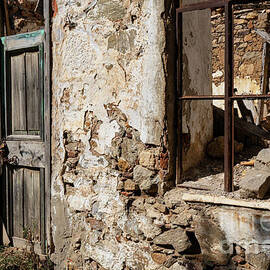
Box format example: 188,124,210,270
169,262,187,270
235,19,247,25
151,253,167,265
153,203,167,214
146,205,162,219
246,12,258,19
133,165,155,184
164,188,183,208
170,211,192,227
124,179,138,191
153,228,191,253
139,175,159,194
239,170,270,199
194,218,230,266
246,253,270,270
256,148,270,164
117,158,130,172
121,138,144,166
139,149,159,169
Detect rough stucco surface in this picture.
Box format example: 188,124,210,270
51,0,167,269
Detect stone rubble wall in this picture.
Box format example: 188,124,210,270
51,0,170,268
212,3,270,106
50,0,215,268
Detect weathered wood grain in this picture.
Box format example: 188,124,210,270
12,169,24,238
26,51,41,134
6,141,45,168
2,30,44,51
24,168,41,242
1,29,48,254
44,0,51,254
11,53,27,134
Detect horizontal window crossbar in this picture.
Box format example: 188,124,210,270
176,0,264,14
179,95,270,100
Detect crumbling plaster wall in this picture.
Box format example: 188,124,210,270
50,0,213,269
51,0,171,268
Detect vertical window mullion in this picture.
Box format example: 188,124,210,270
224,1,234,192
176,12,183,185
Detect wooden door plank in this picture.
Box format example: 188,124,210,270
24,168,41,242
11,53,27,134
23,168,33,239
3,31,45,51
6,140,46,168
26,51,41,134
12,169,24,238
33,169,41,242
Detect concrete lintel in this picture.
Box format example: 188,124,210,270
182,193,270,211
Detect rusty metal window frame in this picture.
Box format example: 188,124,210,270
176,0,270,192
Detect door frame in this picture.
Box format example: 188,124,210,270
0,2,51,254
43,0,51,254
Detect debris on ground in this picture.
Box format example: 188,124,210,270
0,246,54,270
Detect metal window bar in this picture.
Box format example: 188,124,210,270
176,0,270,192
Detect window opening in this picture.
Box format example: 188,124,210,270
176,0,270,195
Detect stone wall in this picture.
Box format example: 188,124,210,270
212,3,270,108
50,0,270,269
50,0,216,268
51,0,171,268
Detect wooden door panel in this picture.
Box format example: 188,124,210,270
26,51,41,134
9,49,42,137
10,167,43,253
6,141,45,168
11,53,27,134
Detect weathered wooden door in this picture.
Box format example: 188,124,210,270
0,30,49,254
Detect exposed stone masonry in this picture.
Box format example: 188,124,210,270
212,3,270,94
46,0,270,269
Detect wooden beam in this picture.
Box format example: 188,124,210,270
214,106,270,140
182,193,270,211
255,29,270,44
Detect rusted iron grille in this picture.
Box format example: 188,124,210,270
176,0,270,192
